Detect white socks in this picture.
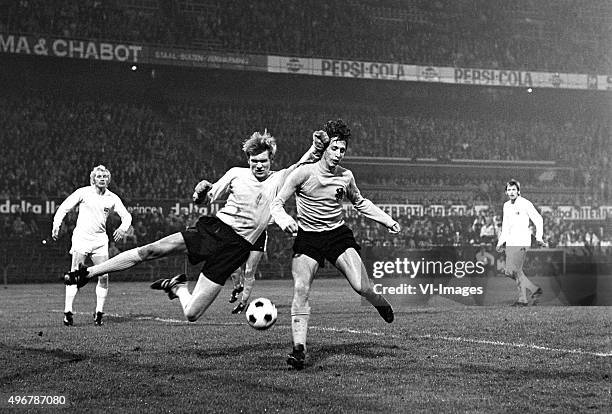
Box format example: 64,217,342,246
96,284,108,313
87,249,142,277
291,305,311,347
64,285,78,313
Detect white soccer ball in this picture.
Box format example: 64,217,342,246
245,297,278,330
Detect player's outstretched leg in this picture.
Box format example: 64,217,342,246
151,273,223,322
151,273,188,300
335,248,394,323
65,233,187,285
288,255,317,370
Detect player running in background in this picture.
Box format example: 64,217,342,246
52,165,132,326
496,179,544,306
228,231,267,314
64,131,322,323
271,119,401,370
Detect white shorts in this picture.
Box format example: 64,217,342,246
70,235,108,258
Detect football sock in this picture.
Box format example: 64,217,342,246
95,284,108,313
64,285,78,313
176,285,192,314
241,275,255,302
291,304,311,349
230,271,242,289
87,249,142,277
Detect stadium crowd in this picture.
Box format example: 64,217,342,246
1,0,609,74
1,96,610,204
3,203,610,276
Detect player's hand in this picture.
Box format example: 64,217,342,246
312,130,330,153
51,227,59,241
113,228,127,242
193,179,213,204
535,239,547,248
232,301,247,314
388,222,401,234
278,216,298,237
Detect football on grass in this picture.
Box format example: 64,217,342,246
245,297,278,330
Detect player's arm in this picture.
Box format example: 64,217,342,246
496,206,508,252
193,169,235,205
346,171,400,234
232,250,265,314
281,131,327,177
112,196,133,242
51,189,83,240
525,200,544,244
271,166,309,235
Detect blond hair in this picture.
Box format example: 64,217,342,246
242,129,277,160
90,165,111,186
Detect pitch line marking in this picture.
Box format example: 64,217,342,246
53,311,611,357
312,326,612,358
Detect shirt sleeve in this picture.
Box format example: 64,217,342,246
497,204,508,247
525,199,543,241
207,168,235,203
52,188,83,231
113,195,132,232
346,171,396,228
270,166,307,230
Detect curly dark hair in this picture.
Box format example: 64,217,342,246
323,119,351,144
505,179,521,194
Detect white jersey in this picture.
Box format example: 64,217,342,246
209,167,289,244
53,186,132,251
498,196,543,247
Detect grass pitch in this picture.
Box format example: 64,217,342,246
1,279,610,413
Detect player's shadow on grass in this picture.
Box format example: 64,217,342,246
308,341,402,367
191,341,286,360
0,343,86,383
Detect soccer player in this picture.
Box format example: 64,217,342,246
64,131,322,323
271,119,401,370
52,165,132,326
495,179,544,306
228,231,267,314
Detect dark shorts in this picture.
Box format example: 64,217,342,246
292,225,360,267
181,216,252,285
251,230,267,252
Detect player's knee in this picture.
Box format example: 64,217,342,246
185,313,199,323
138,244,162,260
184,305,201,322
98,275,109,288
